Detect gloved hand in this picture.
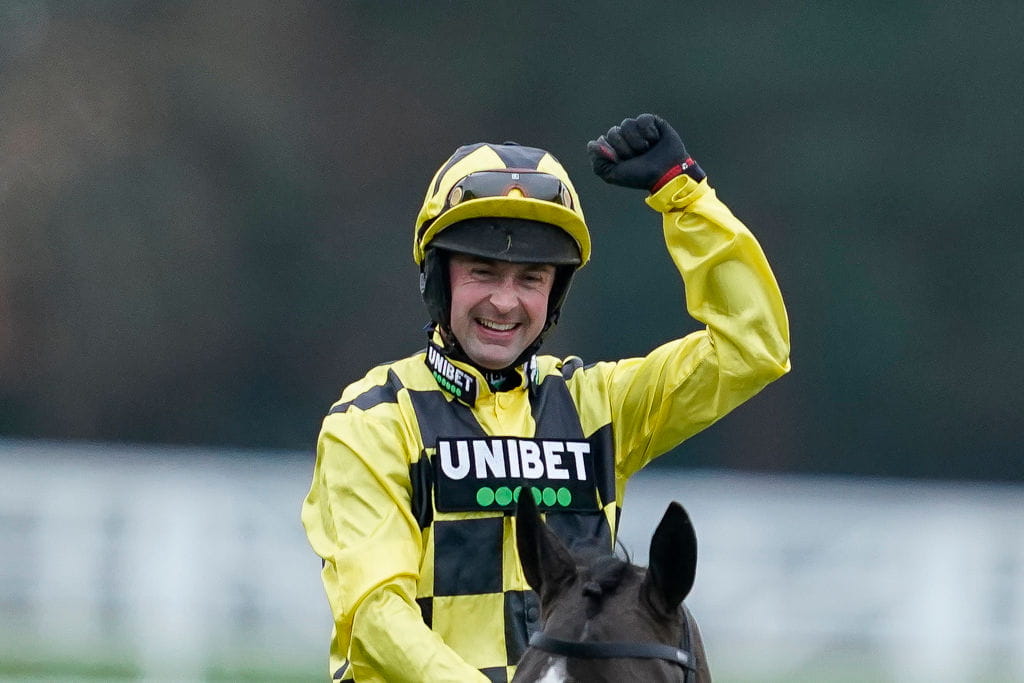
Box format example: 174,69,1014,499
586,113,704,192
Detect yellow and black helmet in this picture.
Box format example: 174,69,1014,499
414,142,591,266
415,142,591,363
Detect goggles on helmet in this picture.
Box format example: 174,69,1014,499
444,170,574,212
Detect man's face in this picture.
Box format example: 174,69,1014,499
448,253,555,370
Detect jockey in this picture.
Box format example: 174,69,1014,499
302,113,791,681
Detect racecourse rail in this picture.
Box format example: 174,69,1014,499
1,439,1021,682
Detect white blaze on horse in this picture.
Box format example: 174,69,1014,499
512,490,712,682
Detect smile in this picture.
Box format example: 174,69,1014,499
477,318,518,332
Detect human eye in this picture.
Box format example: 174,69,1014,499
469,264,498,280
521,269,552,286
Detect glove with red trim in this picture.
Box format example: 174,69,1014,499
586,113,705,192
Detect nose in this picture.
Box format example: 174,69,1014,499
489,277,518,312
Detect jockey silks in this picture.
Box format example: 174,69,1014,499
302,172,792,682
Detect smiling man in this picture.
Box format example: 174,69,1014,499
447,254,555,370
302,114,791,682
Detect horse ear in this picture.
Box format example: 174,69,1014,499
641,501,697,616
515,487,577,601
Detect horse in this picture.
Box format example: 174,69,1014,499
511,490,711,682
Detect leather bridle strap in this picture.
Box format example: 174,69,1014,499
528,631,695,670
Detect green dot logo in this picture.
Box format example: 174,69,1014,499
476,487,495,507
513,486,522,502
495,486,514,506
542,487,557,506
556,487,572,507
531,488,543,505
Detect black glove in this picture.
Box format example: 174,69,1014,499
586,113,704,191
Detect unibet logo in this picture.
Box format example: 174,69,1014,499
438,437,590,481
426,345,474,394
432,437,600,513
474,485,573,508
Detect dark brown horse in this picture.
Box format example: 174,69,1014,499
512,491,712,682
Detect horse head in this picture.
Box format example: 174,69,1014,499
512,489,709,682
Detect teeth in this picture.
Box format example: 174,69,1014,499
478,319,516,331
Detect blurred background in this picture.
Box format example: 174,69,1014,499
1,1,1021,681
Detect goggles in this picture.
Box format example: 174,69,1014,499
445,170,574,211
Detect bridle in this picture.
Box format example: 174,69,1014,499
526,605,698,680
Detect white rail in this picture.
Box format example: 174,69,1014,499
1,440,1021,682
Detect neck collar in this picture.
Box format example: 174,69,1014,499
424,330,539,406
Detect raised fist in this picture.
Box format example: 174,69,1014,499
586,114,702,191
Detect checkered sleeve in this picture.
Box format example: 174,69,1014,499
302,371,489,682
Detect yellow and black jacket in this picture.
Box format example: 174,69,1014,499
302,175,791,682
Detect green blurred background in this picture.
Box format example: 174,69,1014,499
2,1,1021,481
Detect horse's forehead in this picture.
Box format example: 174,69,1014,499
585,561,644,594
541,561,658,636
554,569,646,621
